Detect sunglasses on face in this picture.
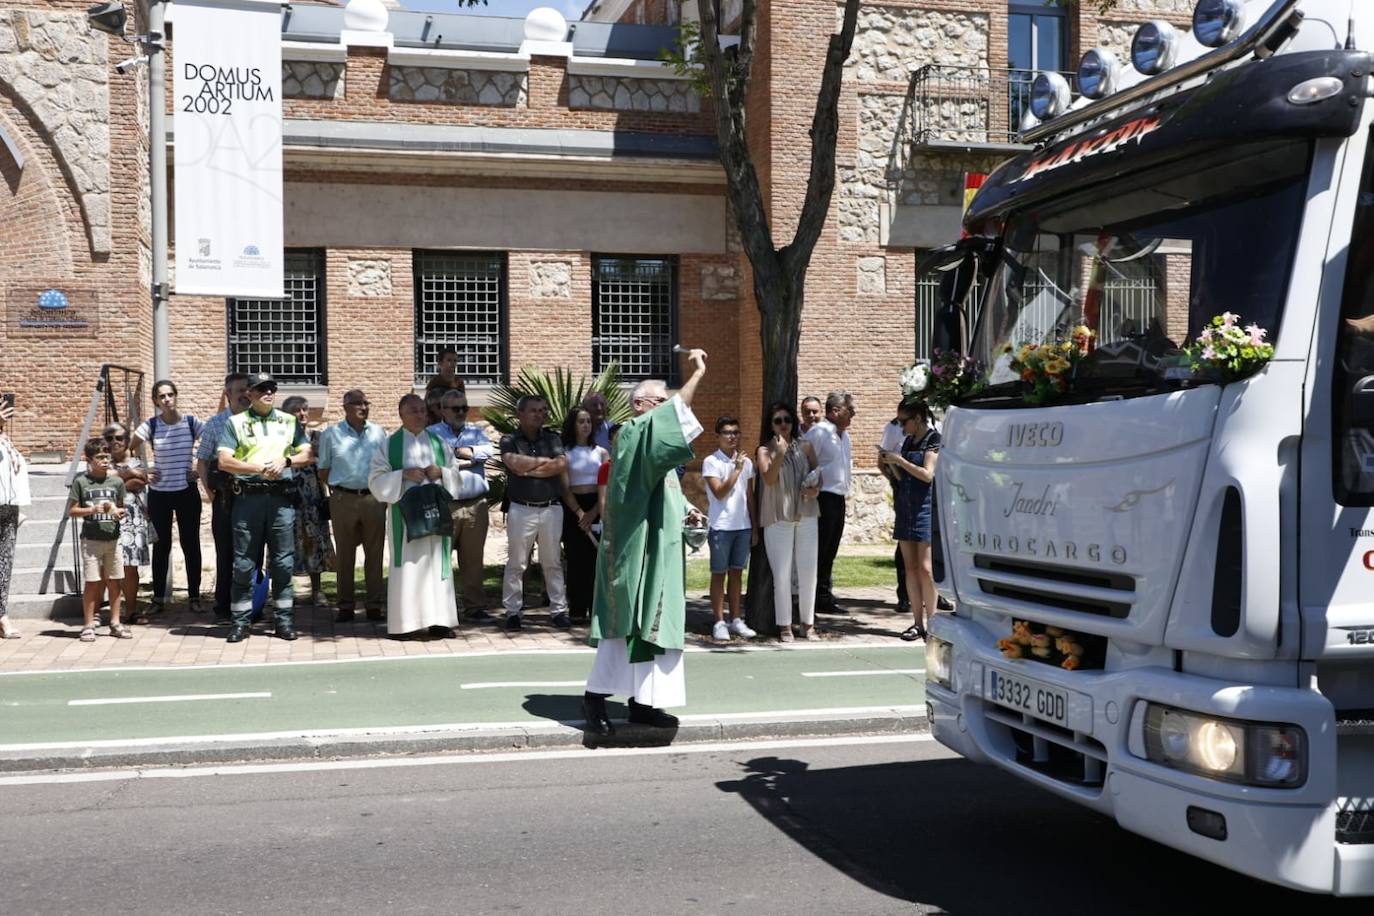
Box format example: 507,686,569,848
345,401,371,409
444,405,469,412
104,434,128,442
772,417,792,426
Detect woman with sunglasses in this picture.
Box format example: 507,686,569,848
755,400,820,641
0,396,30,639
560,406,609,623
104,422,153,625
281,396,335,608
881,400,941,641
131,379,205,616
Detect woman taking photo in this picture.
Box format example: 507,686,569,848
281,396,335,607
560,406,608,623
882,400,941,641
0,397,30,639
104,422,153,625
755,400,820,642
132,379,204,616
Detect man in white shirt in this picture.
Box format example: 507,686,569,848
701,416,758,642
805,390,854,615
429,388,495,622
879,410,911,616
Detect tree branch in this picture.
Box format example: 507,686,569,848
732,0,757,111
781,0,860,280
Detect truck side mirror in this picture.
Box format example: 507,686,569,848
1349,375,1374,427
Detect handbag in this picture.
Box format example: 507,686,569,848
397,483,454,541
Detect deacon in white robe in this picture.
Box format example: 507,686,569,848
368,394,485,636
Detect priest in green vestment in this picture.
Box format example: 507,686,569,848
583,348,708,735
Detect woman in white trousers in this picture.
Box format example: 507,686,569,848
755,400,820,642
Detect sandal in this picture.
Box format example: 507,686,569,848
802,626,821,641
0,615,19,639
187,599,205,615
778,627,795,643
132,606,150,625
78,627,97,643
110,622,133,639
900,625,924,642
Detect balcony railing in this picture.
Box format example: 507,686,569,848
909,65,1076,149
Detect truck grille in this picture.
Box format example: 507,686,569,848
1337,798,1374,845
983,704,1107,793
974,555,1135,620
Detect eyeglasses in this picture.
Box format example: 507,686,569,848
345,401,371,409
772,417,792,426
445,405,470,412
719,430,740,437
636,396,667,406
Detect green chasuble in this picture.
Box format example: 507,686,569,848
589,398,696,661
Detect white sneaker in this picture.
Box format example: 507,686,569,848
729,618,756,639
712,620,730,641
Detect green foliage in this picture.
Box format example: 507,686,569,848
658,19,742,100
480,363,634,509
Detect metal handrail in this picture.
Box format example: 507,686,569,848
1020,0,1304,143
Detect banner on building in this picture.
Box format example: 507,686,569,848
173,0,283,298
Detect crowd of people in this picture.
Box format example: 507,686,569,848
0,353,945,647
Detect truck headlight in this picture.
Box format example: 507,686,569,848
925,635,953,690
1143,703,1306,787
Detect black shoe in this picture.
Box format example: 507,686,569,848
275,624,298,641
335,608,356,623
899,625,925,642
463,608,494,623
583,693,615,737
365,608,384,622
896,602,912,616
226,625,250,643
627,700,679,728
816,604,850,616
428,625,455,639
551,612,572,630
936,595,954,611
504,614,522,632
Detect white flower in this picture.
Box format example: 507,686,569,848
900,362,931,397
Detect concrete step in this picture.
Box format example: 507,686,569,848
7,566,80,594
12,516,75,544
15,495,73,524
25,470,76,499
15,540,78,569
4,592,82,621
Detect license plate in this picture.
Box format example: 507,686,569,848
986,668,1070,727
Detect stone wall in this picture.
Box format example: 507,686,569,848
388,67,526,107
529,260,572,299
347,257,392,297
568,74,700,113
283,60,344,100
848,6,989,85
846,471,896,544
0,9,110,255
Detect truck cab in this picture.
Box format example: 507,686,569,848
926,0,1374,895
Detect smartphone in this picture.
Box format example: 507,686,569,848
0,393,14,412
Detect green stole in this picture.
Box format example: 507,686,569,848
388,430,451,579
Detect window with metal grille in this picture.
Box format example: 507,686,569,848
226,249,327,385
592,255,677,382
413,251,508,386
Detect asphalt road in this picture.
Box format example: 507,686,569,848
2,735,1369,915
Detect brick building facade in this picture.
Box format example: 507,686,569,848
0,0,1192,538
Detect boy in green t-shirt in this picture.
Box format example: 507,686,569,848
69,439,130,641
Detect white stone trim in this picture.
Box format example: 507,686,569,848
518,39,575,59
0,125,23,171
341,28,394,49
387,47,530,72
282,41,349,63
566,56,691,80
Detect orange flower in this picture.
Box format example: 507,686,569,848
1062,655,1081,670
1002,643,1025,659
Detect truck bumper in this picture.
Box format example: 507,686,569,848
927,613,1370,895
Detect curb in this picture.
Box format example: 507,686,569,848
0,707,930,774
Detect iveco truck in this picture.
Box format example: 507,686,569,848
925,0,1374,895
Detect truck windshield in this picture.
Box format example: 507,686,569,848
966,140,1311,404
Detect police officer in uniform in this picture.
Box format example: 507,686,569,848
216,373,311,642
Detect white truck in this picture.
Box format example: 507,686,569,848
925,0,1374,895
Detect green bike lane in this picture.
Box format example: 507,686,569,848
0,645,926,749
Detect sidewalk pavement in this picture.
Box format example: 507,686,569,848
0,587,916,673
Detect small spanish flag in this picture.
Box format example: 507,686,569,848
960,172,987,238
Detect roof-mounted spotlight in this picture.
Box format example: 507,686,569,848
1193,0,1246,48
1030,71,1072,122
1131,20,1180,75
1076,49,1120,100
86,1,127,36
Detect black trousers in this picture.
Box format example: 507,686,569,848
211,492,234,616
149,484,202,602
562,492,599,616
816,492,846,610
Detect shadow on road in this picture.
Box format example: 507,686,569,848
717,755,1369,914
520,693,678,749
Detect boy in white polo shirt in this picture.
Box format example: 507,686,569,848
701,416,757,641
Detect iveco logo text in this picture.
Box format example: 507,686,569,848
963,530,1127,565
1006,422,1064,448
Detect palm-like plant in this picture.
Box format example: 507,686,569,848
481,363,634,509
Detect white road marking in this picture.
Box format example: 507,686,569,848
0,705,926,752
459,681,586,690
0,639,907,678
67,692,272,707
801,669,923,678
0,733,940,786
